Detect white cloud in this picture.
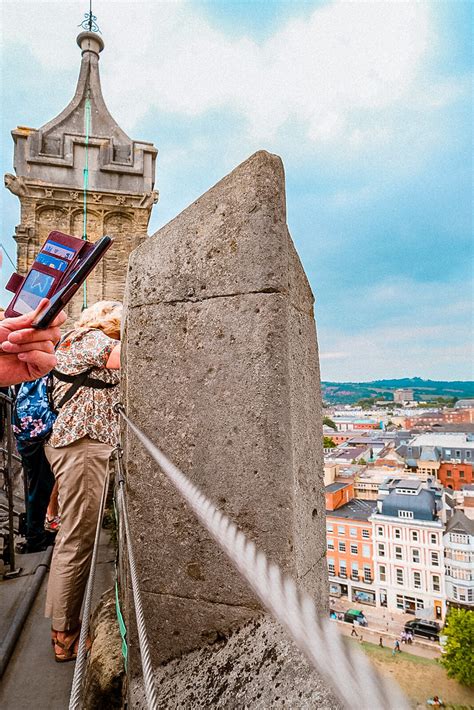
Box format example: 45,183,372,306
1,0,444,154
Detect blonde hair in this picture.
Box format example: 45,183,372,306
76,300,122,340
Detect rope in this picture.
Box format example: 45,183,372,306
81,93,91,311
117,406,409,710
115,445,159,710
68,468,110,710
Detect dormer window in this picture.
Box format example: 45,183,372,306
398,510,414,519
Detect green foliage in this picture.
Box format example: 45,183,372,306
357,458,367,465
323,416,337,430
440,608,474,686
323,436,336,449
322,378,474,405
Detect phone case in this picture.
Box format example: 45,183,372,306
5,231,91,318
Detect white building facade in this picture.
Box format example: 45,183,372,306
371,479,446,620
443,511,474,610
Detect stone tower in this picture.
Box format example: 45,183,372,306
4,30,157,321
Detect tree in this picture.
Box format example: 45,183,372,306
323,416,337,431
323,436,336,449
440,608,474,686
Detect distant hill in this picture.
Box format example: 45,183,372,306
322,378,474,404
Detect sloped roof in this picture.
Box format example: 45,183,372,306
445,510,474,535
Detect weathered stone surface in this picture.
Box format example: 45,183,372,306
129,616,342,709
83,589,125,710
123,150,327,671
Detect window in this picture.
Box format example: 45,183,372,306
411,531,419,542
362,545,370,558
432,575,440,592
351,562,358,579
431,551,439,566
338,542,346,552
377,526,384,536
451,533,468,544
326,523,333,533
468,589,474,602
362,529,370,539
455,450,461,458
328,560,335,576
430,533,437,545
396,568,404,585
364,566,372,582
394,528,401,539
398,510,414,519
446,469,452,477
412,549,420,564
459,470,465,478
350,544,358,555
413,571,422,589
395,546,403,560
350,528,357,537
339,563,347,578
327,539,334,550
378,543,385,557
338,526,345,535
466,450,471,459
452,585,458,600
445,449,451,456
379,565,386,582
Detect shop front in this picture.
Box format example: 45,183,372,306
352,587,376,606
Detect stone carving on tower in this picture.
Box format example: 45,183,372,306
5,30,158,322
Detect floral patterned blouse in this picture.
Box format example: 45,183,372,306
48,328,120,448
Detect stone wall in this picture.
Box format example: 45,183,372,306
122,150,327,671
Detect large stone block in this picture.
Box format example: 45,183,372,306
122,150,327,670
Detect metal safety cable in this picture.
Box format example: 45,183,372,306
115,446,159,710
117,407,409,710
68,468,110,710
81,93,91,310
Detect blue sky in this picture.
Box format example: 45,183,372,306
1,0,472,381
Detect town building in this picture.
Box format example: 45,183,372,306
394,388,414,403
370,479,447,619
443,511,474,610
326,498,378,606
404,409,474,428
397,432,474,490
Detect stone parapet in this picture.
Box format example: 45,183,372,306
122,150,327,671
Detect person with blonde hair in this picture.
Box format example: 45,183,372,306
44,300,122,661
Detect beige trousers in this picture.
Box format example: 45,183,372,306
44,436,113,631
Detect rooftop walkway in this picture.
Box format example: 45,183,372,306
0,531,114,709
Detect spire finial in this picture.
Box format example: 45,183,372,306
79,0,101,34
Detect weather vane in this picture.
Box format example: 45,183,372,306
79,0,101,33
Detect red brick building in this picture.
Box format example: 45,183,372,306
438,462,473,490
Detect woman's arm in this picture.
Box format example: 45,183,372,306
106,343,121,370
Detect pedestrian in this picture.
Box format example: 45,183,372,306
351,625,358,637
379,636,383,648
15,436,56,553
401,630,407,644
392,639,401,655
407,631,413,645
44,301,121,662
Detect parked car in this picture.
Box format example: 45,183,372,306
404,619,440,641
344,609,368,626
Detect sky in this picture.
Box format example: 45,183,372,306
0,0,473,382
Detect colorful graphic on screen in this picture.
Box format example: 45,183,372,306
14,269,55,314
42,240,76,261
37,252,68,271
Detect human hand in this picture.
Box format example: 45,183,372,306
0,299,67,385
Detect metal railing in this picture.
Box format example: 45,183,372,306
110,405,409,710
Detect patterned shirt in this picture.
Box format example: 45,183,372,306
48,328,120,448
